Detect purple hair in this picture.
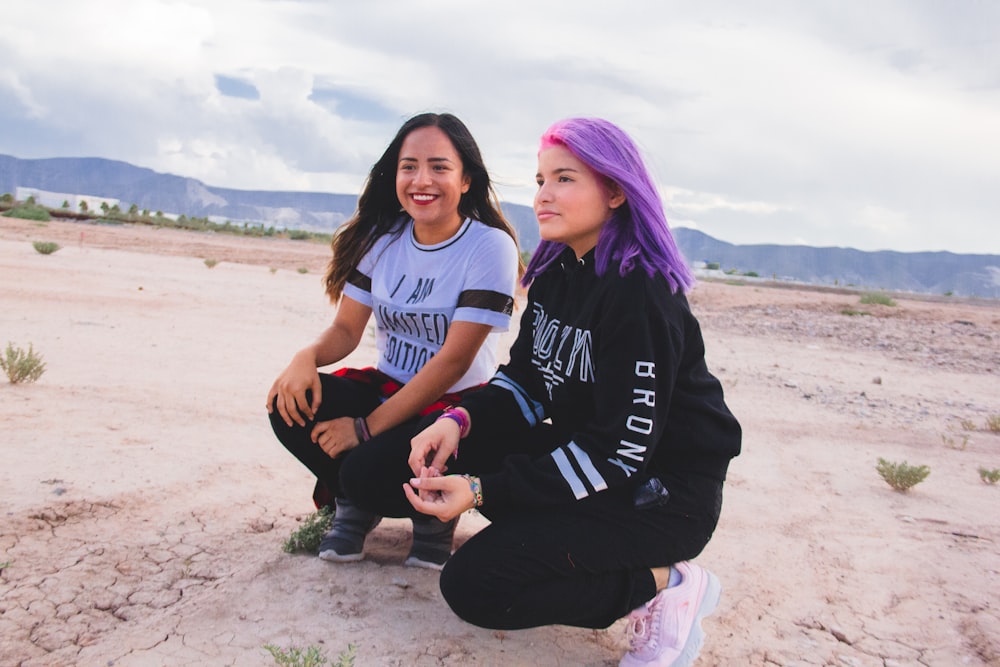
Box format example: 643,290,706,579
523,118,694,293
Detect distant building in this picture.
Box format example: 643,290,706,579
15,186,119,212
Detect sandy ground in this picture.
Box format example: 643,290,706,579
1,218,998,667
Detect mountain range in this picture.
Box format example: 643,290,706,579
2,154,997,298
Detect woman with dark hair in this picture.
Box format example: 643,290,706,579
267,112,521,570
345,117,740,666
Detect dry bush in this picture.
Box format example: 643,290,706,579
877,458,929,492
32,241,60,255
978,467,1000,485
1,342,47,384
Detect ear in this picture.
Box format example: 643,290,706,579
608,183,626,210
461,173,471,194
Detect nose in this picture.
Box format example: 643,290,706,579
414,166,433,187
535,182,552,205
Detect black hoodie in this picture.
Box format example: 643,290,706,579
460,248,742,511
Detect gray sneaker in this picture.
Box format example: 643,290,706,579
404,515,458,570
317,497,381,563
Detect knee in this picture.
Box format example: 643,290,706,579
439,549,498,629
267,404,292,441
267,404,317,458
266,388,318,432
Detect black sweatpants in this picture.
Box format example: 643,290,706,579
342,417,724,630
268,372,425,505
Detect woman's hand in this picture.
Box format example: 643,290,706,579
266,349,322,427
311,417,359,459
403,469,475,522
409,416,461,476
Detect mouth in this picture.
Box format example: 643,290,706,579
410,194,438,204
535,209,557,221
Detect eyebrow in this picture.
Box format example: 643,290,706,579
536,166,580,178
399,156,456,164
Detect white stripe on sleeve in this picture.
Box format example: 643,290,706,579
567,441,608,493
551,448,588,500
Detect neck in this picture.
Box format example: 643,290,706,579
412,214,464,245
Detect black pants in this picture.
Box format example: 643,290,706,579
342,417,724,630
268,373,424,506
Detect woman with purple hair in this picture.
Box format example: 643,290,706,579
343,117,741,666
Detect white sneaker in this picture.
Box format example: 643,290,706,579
619,562,721,667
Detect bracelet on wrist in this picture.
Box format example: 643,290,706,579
353,416,372,443
437,407,471,439
460,474,483,508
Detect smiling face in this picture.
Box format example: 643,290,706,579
396,126,471,244
534,144,625,258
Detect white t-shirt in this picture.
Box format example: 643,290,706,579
343,217,519,392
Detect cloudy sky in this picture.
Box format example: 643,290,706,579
2,1,998,254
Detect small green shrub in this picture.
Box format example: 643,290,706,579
264,643,356,667
986,415,1000,433
32,241,60,255
705,262,720,270
334,645,356,667
297,267,309,274
876,458,929,492
282,506,333,553
959,418,977,431
860,292,896,307
978,467,1000,485
1,342,47,384
6,205,51,221
204,258,219,268
941,433,969,451
288,229,312,240
840,308,870,317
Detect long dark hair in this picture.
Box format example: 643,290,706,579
324,112,521,301
524,118,694,293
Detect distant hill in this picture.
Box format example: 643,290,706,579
674,228,1000,299
0,153,540,250
2,154,997,298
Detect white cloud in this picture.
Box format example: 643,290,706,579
664,188,789,216
0,1,998,254
0,71,46,118
854,204,910,237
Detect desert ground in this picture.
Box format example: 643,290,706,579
1,217,998,667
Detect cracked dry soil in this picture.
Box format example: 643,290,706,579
1,219,999,666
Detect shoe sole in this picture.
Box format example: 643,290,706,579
403,555,446,571
671,570,721,667
317,549,365,563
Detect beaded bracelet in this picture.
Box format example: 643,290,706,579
353,416,371,443
437,407,471,439
461,474,483,508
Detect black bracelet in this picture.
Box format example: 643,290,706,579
353,416,371,442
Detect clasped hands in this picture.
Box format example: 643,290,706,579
403,417,474,522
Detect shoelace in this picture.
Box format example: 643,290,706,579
626,605,656,651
